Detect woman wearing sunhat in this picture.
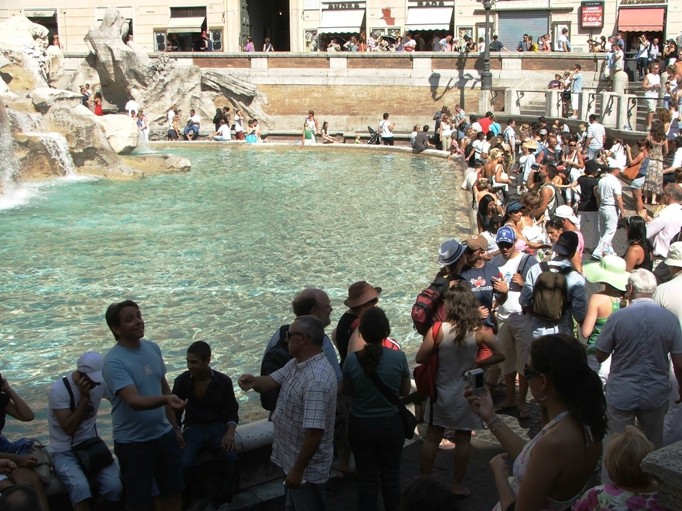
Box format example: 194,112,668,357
335,281,382,361
333,281,382,479
581,255,630,384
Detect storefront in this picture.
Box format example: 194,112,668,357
497,10,550,50
404,0,454,37
314,1,366,50
617,3,666,45
153,7,224,52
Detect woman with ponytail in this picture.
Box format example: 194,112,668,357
342,307,411,511
466,334,607,511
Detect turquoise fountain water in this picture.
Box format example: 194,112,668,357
1,145,468,443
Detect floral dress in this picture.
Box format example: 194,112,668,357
643,141,664,196
573,483,664,511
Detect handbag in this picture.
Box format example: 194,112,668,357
413,322,442,402
62,377,114,473
28,442,54,484
622,158,643,180
367,371,418,440
72,436,114,473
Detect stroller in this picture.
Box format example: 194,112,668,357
367,126,381,145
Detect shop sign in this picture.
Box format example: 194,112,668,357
580,1,604,29
327,2,361,9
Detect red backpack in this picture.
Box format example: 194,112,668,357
413,322,442,402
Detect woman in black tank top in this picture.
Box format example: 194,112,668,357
622,216,653,271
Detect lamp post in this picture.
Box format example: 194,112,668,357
480,0,494,91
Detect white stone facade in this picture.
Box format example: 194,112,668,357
1,0,679,54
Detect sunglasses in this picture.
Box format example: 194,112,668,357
524,364,541,380
286,331,308,341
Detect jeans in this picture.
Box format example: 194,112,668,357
53,449,122,505
114,429,184,510
594,206,618,258
348,413,404,511
285,481,328,511
601,403,667,483
181,423,238,499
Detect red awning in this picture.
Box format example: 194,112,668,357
618,8,665,32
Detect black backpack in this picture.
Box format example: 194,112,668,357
259,324,292,412
411,275,449,336
531,262,575,323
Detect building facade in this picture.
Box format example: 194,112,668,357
2,0,680,54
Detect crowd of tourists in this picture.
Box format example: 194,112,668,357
4,91,682,511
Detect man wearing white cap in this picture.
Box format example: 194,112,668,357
48,352,122,510
553,205,584,272
653,242,682,445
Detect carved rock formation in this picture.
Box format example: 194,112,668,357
84,8,151,109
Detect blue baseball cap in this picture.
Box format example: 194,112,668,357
496,226,517,245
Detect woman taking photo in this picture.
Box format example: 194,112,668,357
467,334,606,511
343,307,410,511
417,286,504,498
643,121,668,205
621,215,653,271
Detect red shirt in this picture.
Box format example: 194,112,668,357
479,117,493,134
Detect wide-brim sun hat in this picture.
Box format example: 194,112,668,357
343,281,382,308
665,242,682,268
438,239,465,267
583,255,630,291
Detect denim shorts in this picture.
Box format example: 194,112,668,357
632,175,646,189
114,429,184,509
53,449,122,505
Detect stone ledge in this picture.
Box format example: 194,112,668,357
642,441,682,511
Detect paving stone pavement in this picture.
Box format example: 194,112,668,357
227,396,545,511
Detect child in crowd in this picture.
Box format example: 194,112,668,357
574,426,664,511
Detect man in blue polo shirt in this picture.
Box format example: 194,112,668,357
103,300,187,511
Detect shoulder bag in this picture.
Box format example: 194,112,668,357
622,156,646,180
366,370,417,440
413,322,442,402
63,377,114,473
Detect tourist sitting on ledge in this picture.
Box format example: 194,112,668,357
210,119,231,142
183,109,201,141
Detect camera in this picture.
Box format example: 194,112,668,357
465,368,485,395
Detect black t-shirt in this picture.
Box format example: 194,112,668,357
577,175,599,211
335,312,358,365
413,132,430,153
490,40,504,51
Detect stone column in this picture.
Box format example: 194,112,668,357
577,91,593,121
546,90,560,118
619,94,638,131
478,90,493,117
505,89,521,116
612,70,629,96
